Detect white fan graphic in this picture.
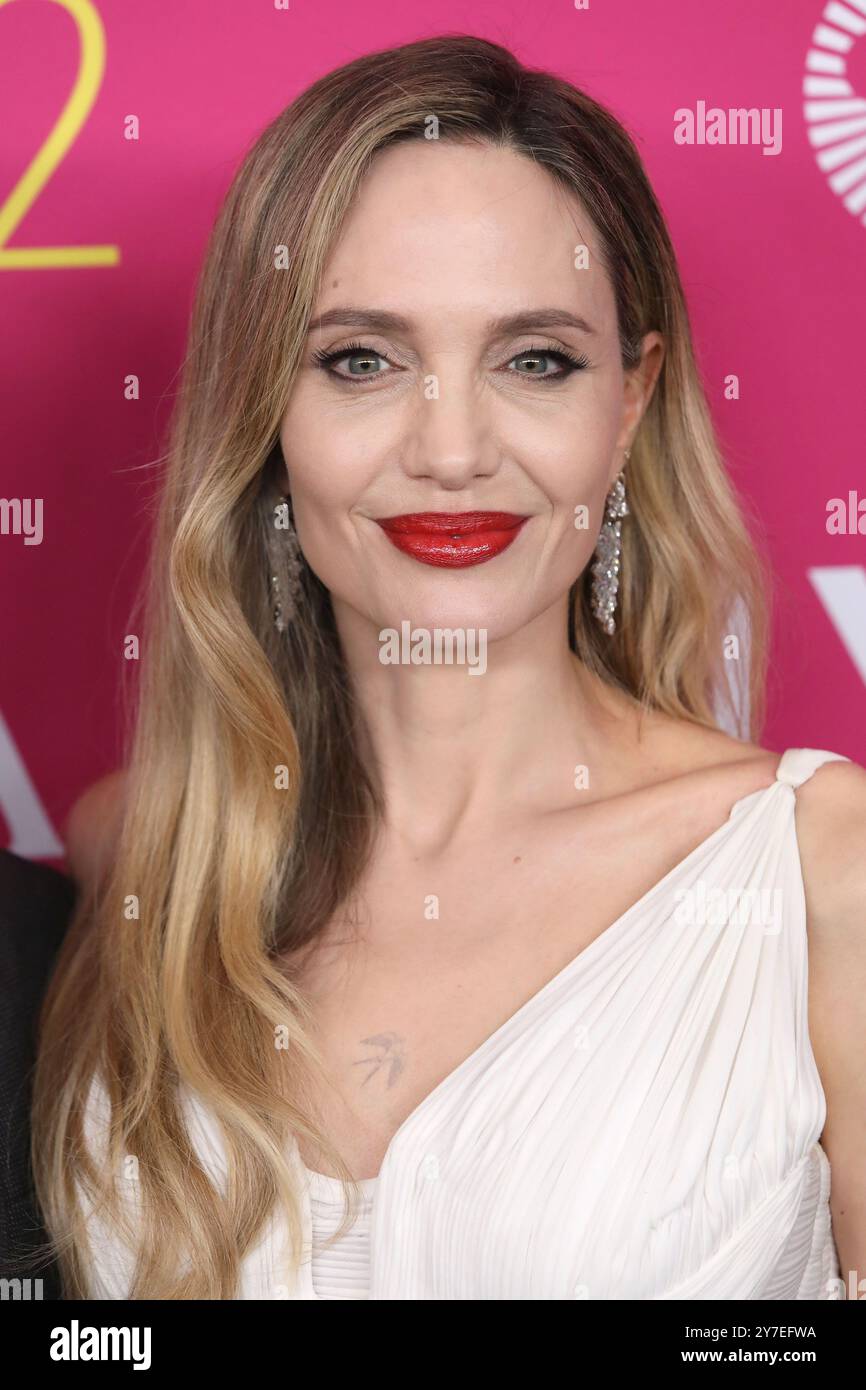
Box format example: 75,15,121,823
805,0,866,222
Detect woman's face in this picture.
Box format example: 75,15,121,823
279,140,662,640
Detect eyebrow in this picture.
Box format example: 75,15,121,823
307,307,597,337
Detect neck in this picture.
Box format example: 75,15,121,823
332,593,648,855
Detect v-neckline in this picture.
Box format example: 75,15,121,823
294,762,792,1298
303,761,788,1197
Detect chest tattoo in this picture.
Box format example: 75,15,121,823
352,1031,406,1089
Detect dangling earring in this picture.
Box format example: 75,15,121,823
591,450,630,636
264,493,305,633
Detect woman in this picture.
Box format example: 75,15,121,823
33,35,866,1300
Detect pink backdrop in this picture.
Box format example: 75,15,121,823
1,0,864,860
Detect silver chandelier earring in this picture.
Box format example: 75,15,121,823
264,492,305,633
590,449,630,636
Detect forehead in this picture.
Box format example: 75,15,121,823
316,140,614,327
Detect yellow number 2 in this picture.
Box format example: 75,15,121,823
0,0,120,269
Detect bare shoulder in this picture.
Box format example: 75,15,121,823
792,755,866,938
790,754,866,1281
63,769,128,885
684,731,866,899
636,710,781,795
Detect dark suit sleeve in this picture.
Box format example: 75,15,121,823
0,849,77,1298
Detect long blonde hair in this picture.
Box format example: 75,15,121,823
32,34,770,1298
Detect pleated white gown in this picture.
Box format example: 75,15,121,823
85,748,847,1300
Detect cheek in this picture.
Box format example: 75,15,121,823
277,408,372,592
499,403,619,588
501,400,615,517
279,403,363,518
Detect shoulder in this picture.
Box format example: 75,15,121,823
0,847,76,927
789,754,866,1278
790,753,866,937
787,751,866,1031
636,713,781,803
63,770,127,886
0,849,76,991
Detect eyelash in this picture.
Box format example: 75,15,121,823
311,340,590,384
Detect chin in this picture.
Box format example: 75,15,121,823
372,590,526,645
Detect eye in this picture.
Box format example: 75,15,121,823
506,347,590,380
311,340,590,385
312,341,393,381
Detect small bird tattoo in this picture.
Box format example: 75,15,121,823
352,1032,406,1088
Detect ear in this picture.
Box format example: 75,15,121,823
616,331,665,455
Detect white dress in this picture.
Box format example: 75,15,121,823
303,1166,376,1299
83,747,847,1300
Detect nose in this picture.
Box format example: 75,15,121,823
401,367,500,488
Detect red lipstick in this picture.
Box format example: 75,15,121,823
376,511,528,567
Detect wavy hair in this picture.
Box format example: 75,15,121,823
32,34,769,1298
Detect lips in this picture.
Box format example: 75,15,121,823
375,511,529,568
